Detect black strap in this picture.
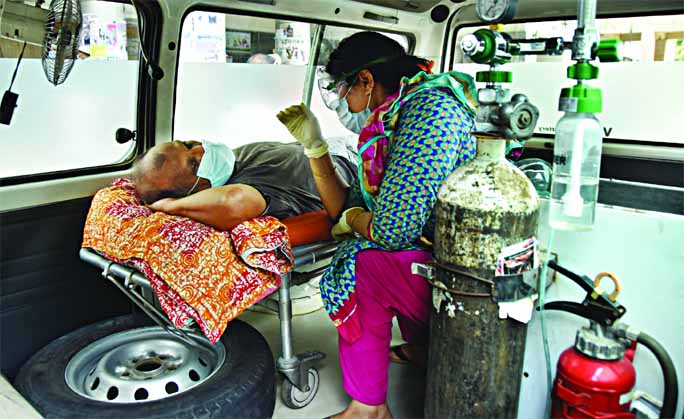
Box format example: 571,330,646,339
8,41,27,91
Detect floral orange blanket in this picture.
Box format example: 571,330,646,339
82,178,294,343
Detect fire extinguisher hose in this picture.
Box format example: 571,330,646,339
636,332,679,418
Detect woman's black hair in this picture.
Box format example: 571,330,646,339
325,31,429,93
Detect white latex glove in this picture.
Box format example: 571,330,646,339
331,207,365,241
276,104,328,158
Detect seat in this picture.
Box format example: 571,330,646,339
79,209,337,409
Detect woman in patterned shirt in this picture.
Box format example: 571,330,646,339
277,31,477,419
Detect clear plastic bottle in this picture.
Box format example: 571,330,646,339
549,111,603,231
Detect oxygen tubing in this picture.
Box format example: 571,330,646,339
538,226,556,418
636,332,679,418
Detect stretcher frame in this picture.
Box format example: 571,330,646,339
79,240,337,406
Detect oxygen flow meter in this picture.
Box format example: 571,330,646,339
475,0,519,23
462,0,538,141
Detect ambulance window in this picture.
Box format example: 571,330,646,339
174,11,410,146
0,1,140,179
450,14,684,145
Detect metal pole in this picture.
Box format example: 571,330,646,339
577,0,597,30
0,0,6,38
0,36,42,48
279,272,295,361
573,0,599,61
301,24,325,107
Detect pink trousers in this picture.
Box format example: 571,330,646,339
338,248,432,406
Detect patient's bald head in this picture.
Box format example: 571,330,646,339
132,141,210,204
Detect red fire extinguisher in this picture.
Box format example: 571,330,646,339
545,261,679,419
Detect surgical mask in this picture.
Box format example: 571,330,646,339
196,141,236,188
336,90,372,134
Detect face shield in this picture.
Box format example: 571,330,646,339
317,57,393,110
317,67,350,110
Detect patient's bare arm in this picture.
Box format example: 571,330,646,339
147,184,267,230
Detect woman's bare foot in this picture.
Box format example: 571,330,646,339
330,399,392,419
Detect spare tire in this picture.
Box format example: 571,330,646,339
14,314,275,419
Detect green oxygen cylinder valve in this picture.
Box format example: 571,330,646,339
596,39,623,63
461,29,513,66
567,63,599,80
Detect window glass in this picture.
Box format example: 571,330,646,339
0,1,140,179
174,11,410,147
175,13,307,146
451,14,684,144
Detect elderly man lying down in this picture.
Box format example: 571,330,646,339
133,138,357,230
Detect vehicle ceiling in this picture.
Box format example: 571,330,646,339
351,0,682,18
351,0,443,13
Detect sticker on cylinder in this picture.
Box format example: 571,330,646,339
496,237,539,324
496,237,538,277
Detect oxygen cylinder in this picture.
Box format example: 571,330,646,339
426,137,539,418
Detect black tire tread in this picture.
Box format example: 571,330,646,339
14,315,275,419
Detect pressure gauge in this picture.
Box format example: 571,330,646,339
475,0,519,23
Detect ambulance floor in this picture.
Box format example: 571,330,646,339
241,298,426,419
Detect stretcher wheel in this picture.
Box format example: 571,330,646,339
281,367,319,409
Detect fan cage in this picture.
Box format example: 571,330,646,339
42,0,83,86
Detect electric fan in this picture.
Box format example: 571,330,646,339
42,0,83,86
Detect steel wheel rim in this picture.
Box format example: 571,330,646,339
65,326,226,404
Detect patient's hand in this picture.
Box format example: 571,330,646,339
147,198,177,213
143,185,266,231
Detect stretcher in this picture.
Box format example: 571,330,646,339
79,210,337,409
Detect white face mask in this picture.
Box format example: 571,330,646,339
336,94,372,134
196,141,236,188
